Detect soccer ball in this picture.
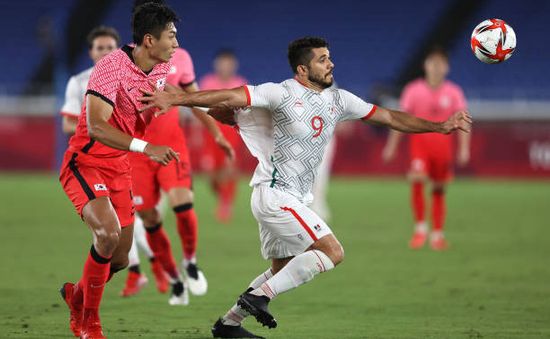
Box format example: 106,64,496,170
470,18,516,64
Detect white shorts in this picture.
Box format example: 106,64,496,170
251,185,333,259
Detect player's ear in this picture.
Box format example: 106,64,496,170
143,34,154,48
297,64,308,76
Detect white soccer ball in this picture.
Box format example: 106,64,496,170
470,18,516,64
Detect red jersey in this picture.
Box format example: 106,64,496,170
400,78,467,155
68,45,171,161
142,48,196,144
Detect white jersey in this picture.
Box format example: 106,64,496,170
60,67,93,117
238,78,377,204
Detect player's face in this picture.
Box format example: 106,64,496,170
214,55,238,79
306,47,334,89
89,36,118,64
150,22,179,62
424,53,449,82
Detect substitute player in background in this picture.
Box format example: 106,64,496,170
58,3,179,338
199,49,247,222
129,0,234,305
138,37,472,338
58,25,168,299
382,47,470,251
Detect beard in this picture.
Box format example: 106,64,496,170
308,71,333,89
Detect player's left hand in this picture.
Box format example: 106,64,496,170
441,111,472,134
215,134,236,162
138,85,176,117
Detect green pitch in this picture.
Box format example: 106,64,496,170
1,174,549,338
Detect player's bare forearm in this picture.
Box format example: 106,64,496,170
86,94,133,150
192,107,223,139
369,107,472,134
173,87,247,108
62,115,78,135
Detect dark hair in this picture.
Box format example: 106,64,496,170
132,2,178,45
133,0,164,11
287,37,329,74
215,48,237,59
425,46,448,61
87,26,120,49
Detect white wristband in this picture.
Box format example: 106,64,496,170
129,138,148,153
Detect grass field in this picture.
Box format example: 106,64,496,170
1,173,549,339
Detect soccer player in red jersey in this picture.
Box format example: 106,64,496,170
382,47,471,250
125,0,234,304
199,49,247,222
58,3,180,338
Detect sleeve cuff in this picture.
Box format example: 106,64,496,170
86,89,114,107
243,85,251,106
361,105,378,121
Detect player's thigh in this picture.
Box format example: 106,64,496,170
130,155,161,211
429,155,453,184
108,175,136,229
252,186,333,259
407,157,429,182
159,147,193,206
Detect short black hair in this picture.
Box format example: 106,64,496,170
287,37,329,74
133,0,164,11
87,26,120,49
132,2,178,45
425,46,449,61
215,48,237,59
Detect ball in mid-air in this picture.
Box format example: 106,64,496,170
471,18,516,64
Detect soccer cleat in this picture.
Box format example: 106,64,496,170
211,318,265,338
237,293,277,329
80,308,106,339
216,202,233,223
184,262,208,296
430,236,449,251
409,231,428,249
168,281,189,306
151,259,169,294
60,282,83,337
120,271,148,297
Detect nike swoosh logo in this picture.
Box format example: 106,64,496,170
127,87,136,92
90,283,105,289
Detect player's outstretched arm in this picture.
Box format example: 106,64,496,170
86,95,179,165
138,86,248,115
367,106,472,134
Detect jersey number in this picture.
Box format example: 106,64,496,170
311,116,324,138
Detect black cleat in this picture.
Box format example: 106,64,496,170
237,293,277,329
211,318,265,338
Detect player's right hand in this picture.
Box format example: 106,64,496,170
144,144,180,165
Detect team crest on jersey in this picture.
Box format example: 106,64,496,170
133,196,144,205
314,224,322,232
156,78,166,89
94,184,107,191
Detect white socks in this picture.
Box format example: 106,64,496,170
252,250,334,299
415,221,428,234
222,268,274,326
134,216,154,258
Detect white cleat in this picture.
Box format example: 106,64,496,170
184,262,208,296
168,281,189,306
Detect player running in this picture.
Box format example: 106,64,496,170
382,47,470,250
138,37,472,338
199,49,247,222
58,3,179,338
128,0,234,305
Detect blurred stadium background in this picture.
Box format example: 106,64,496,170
0,0,549,338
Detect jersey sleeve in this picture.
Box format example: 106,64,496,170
60,76,82,116
176,50,196,87
399,84,415,114
244,83,285,110
338,89,377,121
86,57,119,107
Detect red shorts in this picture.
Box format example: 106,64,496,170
59,151,135,227
129,141,192,211
410,147,453,182
202,123,242,171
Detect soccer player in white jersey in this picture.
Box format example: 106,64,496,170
59,25,168,298
139,37,472,338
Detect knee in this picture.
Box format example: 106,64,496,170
329,245,345,266
432,184,446,195
139,209,160,227
94,228,120,255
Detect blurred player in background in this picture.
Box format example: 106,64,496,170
138,36,472,338
382,47,470,250
58,3,180,338
199,49,247,222
128,0,235,305
58,25,168,299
